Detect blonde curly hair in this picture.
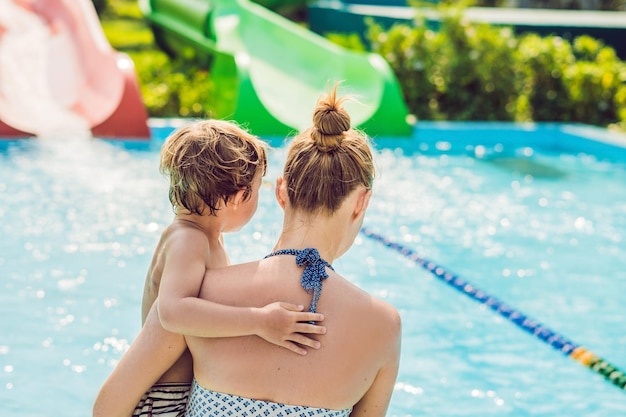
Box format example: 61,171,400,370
160,120,267,216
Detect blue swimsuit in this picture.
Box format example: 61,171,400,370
185,380,352,417
185,248,349,417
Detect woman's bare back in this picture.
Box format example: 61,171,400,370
187,254,401,411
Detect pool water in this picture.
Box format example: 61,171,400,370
1,123,625,416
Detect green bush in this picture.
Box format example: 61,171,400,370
132,52,214,118
368,12,520,122
513,34,574,122
362,6,626,129
567,36,626,127
515,34,626,128
101,0,213,119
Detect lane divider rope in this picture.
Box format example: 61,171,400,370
361,227,626,391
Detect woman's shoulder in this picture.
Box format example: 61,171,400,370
366,292,402,333
331,272,401,328
326,275,401,363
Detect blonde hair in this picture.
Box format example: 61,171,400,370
160,120,267,216
283,84,374,213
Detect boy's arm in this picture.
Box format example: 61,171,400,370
157,230,326,355
93,304,186,417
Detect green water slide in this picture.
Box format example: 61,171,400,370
139,0,411,136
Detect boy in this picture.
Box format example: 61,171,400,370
130,120,325,416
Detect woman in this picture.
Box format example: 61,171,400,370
93,85,402,417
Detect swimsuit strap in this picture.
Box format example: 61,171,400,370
264,248,334,314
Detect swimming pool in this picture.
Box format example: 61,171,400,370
1,121,625,416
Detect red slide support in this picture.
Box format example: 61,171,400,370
0,0,150,139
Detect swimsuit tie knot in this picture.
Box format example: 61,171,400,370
295,248,331,294
295,247,321,267
264,247,333,314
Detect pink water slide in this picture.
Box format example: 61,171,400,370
0,0,150,139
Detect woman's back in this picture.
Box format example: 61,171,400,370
186,252,401,412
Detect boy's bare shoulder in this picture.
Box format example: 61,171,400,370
163,220,210,244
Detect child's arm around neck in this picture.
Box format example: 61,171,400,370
156,222,326,355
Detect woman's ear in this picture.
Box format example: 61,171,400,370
275,176,287,209
352,189,372,222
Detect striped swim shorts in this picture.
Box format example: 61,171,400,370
133,382,191,417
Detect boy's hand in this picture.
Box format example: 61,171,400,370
257,302,326,356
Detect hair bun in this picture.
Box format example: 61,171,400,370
311,86,351,152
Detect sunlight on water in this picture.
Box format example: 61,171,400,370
1,132,625,416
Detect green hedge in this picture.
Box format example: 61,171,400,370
361,7,626,130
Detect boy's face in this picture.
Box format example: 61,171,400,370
228,171,262,232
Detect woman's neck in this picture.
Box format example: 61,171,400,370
272,211,346,264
